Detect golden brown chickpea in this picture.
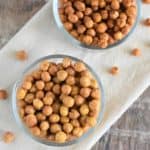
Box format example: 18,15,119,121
91,0,99,7
58,8,64,14
80,88,91,98
17,88,26,100
48,135,55,141
119,12,127,20
89,99,99,111
42,106,53,116
60,14,67,22
63,123,73,133
79,104,89,116
101,10,108,20
52,84,60,95
43,96,53,105
70,119,80,127
39,130,47,138
15,50,28,61
61,84,72,95
110,66,119,75
24,75,34,83
19,108,25,117
53,77,60,84
126,6,136,17
109,10,119,19
70,30,79,38
86,116,97,127
62,96,75,107
99,33,109,41
114,31,123,40
77,25,86,34
98,39,108,48
48,64,58,76
84,17,94,28
57,70,68,81
144,18,150,26
92,13,101,23
24,114,37,127
32,70,41,80
30,126,41,136
64,22,73,30
2,132,15,143
25,93,34,104
66,76,76,86
22,81,32,90
111,0,120,10
80,76,91,88
45,91,55,99
35,80,45,90
25,105,35,114
68,14,79,23
96,23,107,33
107,19,114,28
91,89,100,99
55,131,67,143
76,11,84,19
69,109,80,119
30,85,37,93
49,114,60,123
40,121,49,131
122,0,134,7
40,60,50,71
60,105,69,116
84,7,92,16
36,90,44,99
90,79,99,88
65,6,74,14
62,57,71,68
44,82,53,91
82,35,93,45
18,100,26,108
71,86,79,96
60,116,70,124
74,95,85,106
99,0,106,8
66,67,75,76
80,116,87,126
117,18,126,28
50,123,62,133
41,71,51,82
74,61,86,72
86,28,96,37
131,48,141,56
33,99,43,110
74,1,86,11
72,127,83,137
36,113,46,121
52,102,61,113
81,70,92,78
127,16,135,25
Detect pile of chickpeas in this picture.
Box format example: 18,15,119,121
17,57,101,143
59,0,137,48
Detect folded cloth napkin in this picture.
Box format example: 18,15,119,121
0,1,149,150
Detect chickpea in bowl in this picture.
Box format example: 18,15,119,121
53,0,140,50
12,54,105,146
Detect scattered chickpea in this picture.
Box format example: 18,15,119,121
144,18,150,26
110,66,120,75
2,132,15,143
131,48,141,56
142,0,150,4
15,50,28,61
0,89,8,100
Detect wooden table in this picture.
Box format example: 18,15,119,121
0,1,150,149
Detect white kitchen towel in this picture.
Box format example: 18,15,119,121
0,1,150,150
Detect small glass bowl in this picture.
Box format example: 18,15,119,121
12,54,105,146
53,0,141,50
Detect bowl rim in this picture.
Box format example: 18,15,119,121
52,0,141,51
12,54,105,146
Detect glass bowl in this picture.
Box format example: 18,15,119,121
53,0,141,50
12,54,105,146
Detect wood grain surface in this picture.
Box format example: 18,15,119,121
0,0,150,150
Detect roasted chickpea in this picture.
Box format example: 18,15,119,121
66,76,76,85
2,132,15,143
40,60,50,71
41,71,51,82
86,116,97,127
70,119,80,127
114,31,123,40
17,88,26,100
30,126,41,136
111,0,120,10
15,50,28,61
24,114,37,127
48,64,58,76
50,123,62,133
84,7,92,16
72,127,83,137
74,62,86,72
89,99,99,111
71,86,79,96
52,102,61,113
55,131,67,143
61,84,72,95
60,116,70,124
44,82,53,91
60,105,69,116
65,6,74,14
126,6,136,17
63,123,73,133
80,88,91,98
30,85,37,93
69,109,80,119
57,70,68,81
101,10,108,20
86,28,96,37
36,112,46,121
62,96,75,107
42,106,53,116
74,95,85,106
33,99,43,110
96,23,107,33
25,105,35,114
43,96,53,105
64,22,73,30
79,104,89,116
82,35,93,45
32,70,41,80
22,81,32,90
40,121,49,131
77,25,86,34
80,76,91,87
52,84,60,95
49,114,60,123
84,17,94,28
68,14,79,23
91,89,100,99
25,93,34,104
35,80,45,90
36,90,44,99
76,11,84,19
